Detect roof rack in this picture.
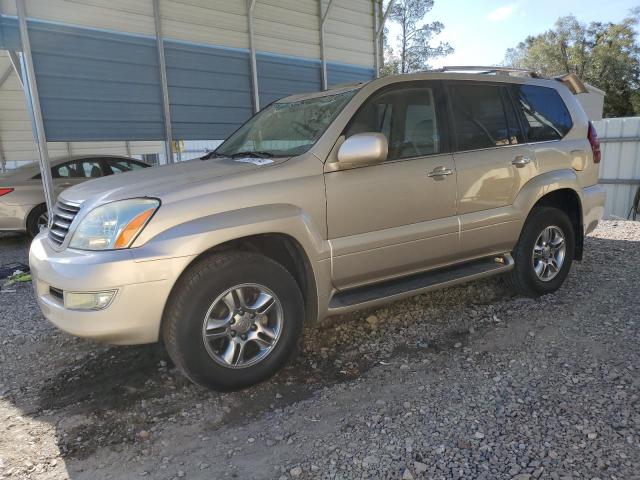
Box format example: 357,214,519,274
436,66,541,78
434,66,590,94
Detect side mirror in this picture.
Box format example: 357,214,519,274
337,133,388,168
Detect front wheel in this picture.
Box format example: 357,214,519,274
508,206,575,297
162,251,304,390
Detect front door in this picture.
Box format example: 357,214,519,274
325,81,459,290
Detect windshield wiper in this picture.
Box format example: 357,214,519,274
228,151,274,159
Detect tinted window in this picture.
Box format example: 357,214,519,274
346,84,444,160
52,160,102,179
53,162,80,178
79,160,103,177
108,159,146,175
514,85,572,142
450,84,513,151
501,88,524,145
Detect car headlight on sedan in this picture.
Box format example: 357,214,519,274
69,198,159,250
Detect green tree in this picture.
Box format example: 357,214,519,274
505,11,640,117
382,0,452,75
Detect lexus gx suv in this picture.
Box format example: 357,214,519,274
29,69,605,390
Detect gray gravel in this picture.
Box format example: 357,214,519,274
0,221,638,480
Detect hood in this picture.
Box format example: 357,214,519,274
60,156,289,205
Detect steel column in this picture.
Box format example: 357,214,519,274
15,0,56,225
247,0,259,112
319,0,335,90
8,51,23,86
0,65,12,89
0,64,11,173
373,0,380,76
375,0,394,77
152,0,174,164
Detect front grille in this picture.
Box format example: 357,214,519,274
48,200,81,246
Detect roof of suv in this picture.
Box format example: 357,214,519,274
278,68,587,103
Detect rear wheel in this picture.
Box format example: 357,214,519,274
508,206,575,297
162,251,304,390
26,204,48,238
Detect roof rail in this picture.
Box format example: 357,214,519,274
436,66,542,78
435,66,591,95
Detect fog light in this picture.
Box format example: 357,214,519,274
64,290,116,310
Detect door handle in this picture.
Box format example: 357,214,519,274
511,155,531,168
427,166,453,179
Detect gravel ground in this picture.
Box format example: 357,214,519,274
0,220,638,480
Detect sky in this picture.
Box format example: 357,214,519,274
385,0,639,68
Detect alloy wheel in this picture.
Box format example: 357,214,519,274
532,225,566,282
201,283,283,369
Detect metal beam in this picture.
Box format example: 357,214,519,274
8,51,23,86
247,0,260,112
374,0,395,77
0,65,12,89
152,0,174,164
15,0,56,226
319,0,335,90
373,0,380,77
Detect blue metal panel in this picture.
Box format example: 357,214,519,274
257,53,321,106
164,40,253,140
2,17,375,141
27,19,164,141
0,15,20,51
327,62,374,88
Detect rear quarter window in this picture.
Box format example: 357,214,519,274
514,85,573,142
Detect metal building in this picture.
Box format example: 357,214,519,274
0,0,378,169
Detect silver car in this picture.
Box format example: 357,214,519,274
0,155,149,237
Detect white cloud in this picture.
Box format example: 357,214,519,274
487,4,516,21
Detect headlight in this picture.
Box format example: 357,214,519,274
69,198,159,250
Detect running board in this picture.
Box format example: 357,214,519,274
328,254,514,314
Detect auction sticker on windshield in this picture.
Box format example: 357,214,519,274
233,158,275,166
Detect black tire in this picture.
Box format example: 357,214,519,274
162,250,304,391
508,206,575,297
26,204,48,238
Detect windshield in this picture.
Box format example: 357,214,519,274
214,89,358,158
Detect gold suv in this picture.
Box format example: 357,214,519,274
29,69,605,390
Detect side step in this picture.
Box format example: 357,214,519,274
328,254,514,314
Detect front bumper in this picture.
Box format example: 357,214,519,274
29,233,195,345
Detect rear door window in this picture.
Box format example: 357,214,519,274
78,159,103,178
513,85,573,142
107,159,146,175
449,84,513,151
345,82,447,160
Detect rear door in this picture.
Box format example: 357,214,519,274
510,83,578,182
325,81,459,289
447,81,537,258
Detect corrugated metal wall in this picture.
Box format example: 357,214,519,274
0,0,375,144
593,117,640,219
0,50,164,169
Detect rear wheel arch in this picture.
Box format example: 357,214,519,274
529,188,583,260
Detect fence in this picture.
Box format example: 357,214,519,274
593,117,640,219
